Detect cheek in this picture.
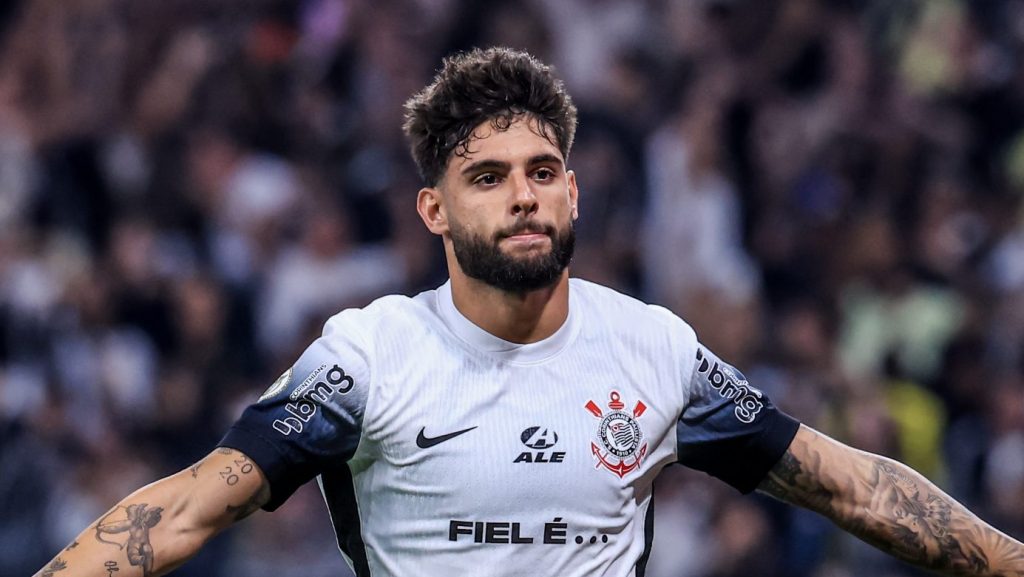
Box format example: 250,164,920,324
448,210,494,240
445,202,473,229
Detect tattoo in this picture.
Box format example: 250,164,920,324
218,453,255,486
41,557,67,577
64,541,79,551
225,479,271,521
190,461,202,478
867,461,989,572
215,447,234,455
105,560,120,576
758,428,1024,576
94,504,164,576
758,448,836,515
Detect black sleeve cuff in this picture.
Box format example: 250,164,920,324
731,410,801,494
219,425,318,511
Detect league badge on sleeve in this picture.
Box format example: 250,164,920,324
258,367,293,403
585,391,648,478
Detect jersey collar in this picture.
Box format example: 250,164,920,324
436,280,580,364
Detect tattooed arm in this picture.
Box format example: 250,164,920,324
758,425,1024,576
32,448,270,577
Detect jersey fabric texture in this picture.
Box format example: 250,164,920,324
220,279,800,577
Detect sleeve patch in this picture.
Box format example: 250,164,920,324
695,347,765,424
258,367,293,403
272,364,356,436
289,364,329,400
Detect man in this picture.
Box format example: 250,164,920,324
36,47,1024,577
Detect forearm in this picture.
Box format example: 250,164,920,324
33,448,269,577
760,426,1024,577
33,469,211,577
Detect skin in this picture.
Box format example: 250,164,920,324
416,115,579,344
759,425,1024,576
32,448,270,577
94,504,163,575
34,115,1023,577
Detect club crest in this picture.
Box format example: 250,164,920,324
585,391,648,478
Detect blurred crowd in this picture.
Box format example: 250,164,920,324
1,0,1023,576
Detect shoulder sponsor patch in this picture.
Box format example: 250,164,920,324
290,364,328,401
695,348,764,423
272,364,355,436
258,367,293,403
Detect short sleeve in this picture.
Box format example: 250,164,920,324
676,344,799,493
219,311,372,510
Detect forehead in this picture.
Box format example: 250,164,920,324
445,116,563,174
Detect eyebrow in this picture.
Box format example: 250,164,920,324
459,154,565,176
528,153,565,167
460,159,510,176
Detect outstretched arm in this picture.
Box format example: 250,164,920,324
33,447,270,577
758,425,1024,577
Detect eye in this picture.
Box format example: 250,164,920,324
473,173,501,187
533,168,556,182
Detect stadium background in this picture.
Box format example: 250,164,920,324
1,0,1023,575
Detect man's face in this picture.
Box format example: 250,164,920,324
421,116,579,293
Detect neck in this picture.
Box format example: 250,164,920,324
448,270,570,344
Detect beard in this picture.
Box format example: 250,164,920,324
449,219,575,293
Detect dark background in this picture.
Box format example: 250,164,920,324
1,1,1022,576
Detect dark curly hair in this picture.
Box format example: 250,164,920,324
403,47,578,187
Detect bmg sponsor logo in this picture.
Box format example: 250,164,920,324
272,364,354,435
513,426,565,464
696,348,764,423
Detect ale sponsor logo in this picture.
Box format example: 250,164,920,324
513,427,565,464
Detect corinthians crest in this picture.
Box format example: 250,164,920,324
585,391,648,478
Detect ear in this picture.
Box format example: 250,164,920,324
567,170,580,221
416,186,448,236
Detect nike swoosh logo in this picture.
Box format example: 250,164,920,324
416,426,478,449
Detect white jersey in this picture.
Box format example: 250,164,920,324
221,279,798,577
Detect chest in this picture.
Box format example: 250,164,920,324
352,338,683,522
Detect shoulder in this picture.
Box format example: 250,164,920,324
320,287,443,346
570,278,697,345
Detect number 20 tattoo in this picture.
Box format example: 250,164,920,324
214,449,256,486
219,458,254,485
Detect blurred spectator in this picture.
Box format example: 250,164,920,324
642,66,760,310
259,205,406,354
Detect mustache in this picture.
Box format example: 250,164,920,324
495,222,556,240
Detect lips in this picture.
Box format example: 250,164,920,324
507,232,548,240
498,224,554,241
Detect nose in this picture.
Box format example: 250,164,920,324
509,172,538,217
